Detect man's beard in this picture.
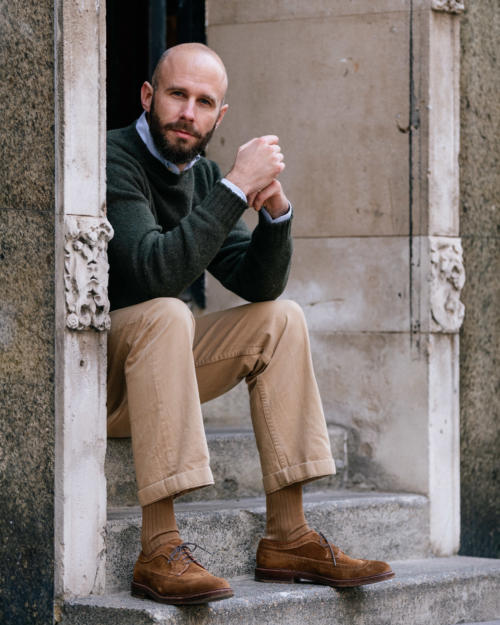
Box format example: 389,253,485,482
148,98,217,165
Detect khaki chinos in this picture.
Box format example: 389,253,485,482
107,297,335,507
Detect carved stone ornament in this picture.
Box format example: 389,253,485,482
64,216,114,331
431,0,465,14
430,237,465,332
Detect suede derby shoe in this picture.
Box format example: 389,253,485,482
255,529,395,588
131,539,234,605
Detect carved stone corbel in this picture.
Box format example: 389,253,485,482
64,216,114,331
429,237,465,332
431,0,465,14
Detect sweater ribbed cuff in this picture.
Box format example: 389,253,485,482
206,181,248,228
257,208,293,245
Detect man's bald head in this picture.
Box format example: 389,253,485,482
151,43,228,100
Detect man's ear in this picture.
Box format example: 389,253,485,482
141,81,154,113
215,103,229,129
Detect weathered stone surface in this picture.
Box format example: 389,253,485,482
105,492,429,591
0,381,55,624
0,4,55,623
207,9,411,237
62,557,500,625
208,0,420,25
0,3,55,211
459,0,500,559
106,427,347,507
0,209,55,384
204,237,411,333
428,11,461,235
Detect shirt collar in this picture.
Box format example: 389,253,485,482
136,111,200,175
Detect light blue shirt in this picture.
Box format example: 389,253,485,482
135,112,292,224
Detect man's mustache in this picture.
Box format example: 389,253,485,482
163,122,202,139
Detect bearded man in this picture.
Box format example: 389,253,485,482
106,42,394,605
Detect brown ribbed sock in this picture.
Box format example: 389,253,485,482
265,483,311,542
141,496,180,555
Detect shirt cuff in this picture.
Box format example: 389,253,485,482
221,178,247,203
221,178,292,223
261,205,293,224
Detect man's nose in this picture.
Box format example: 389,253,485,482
180,98,196,121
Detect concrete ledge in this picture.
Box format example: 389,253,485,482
62,556,500,625
105,491,429,591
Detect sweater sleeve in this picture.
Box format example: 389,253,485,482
106,151,248,308
207,209,293,302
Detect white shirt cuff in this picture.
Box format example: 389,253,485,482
220,178,292,223
261,205,293,224
221,178,247,203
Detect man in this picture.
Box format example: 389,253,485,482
106,42,394,606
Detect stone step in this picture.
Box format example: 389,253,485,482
61,556,500,625
106,425,348,506
459,622,500,625
106,491,430,592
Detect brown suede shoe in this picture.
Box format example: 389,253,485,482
255,529,395,588
131,539,234,605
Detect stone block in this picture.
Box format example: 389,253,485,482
308,331,430,492
208,0,416,25
0,4,55,211
428,11,460,235
0,209,55,385
287,237,410,332
207,9,411,237
106,427,347,507
460,234,500,558
0,381,55,625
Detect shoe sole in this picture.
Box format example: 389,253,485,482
131,581,234,605
255,567,395,588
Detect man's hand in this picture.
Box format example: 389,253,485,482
225,135,285,197
247,179,289,219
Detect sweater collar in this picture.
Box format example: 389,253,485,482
136,112,200,175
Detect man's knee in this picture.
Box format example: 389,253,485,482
140,297,195,335
260,299,307,331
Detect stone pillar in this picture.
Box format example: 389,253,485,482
54,0,111,600
459,0,500,558
206,0,464,554
0,3,56,623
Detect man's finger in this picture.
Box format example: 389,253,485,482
259,135,280,145
247,191,258,206
252,180,280,211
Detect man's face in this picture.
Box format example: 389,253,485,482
141,50,228,168
148,93,218,165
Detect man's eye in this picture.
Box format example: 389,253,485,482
171,91,185,98
199,98,212,107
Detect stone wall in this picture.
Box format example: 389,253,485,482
205,0,464,555
459,0,500,558
0,2,55,623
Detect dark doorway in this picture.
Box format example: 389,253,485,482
106,0,206,130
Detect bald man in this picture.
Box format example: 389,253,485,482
106,43,394,606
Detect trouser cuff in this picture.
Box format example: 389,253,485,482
262,458,336,494
137,466,215,506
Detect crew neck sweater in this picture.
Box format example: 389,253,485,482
106,123,293,311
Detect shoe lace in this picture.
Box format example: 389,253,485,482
317,531,337,566
166,542,212,567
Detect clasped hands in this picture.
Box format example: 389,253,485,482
225,135,289,219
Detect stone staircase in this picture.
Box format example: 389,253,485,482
61,424,500,624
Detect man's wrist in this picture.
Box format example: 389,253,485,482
261,204,292,223
221,178,247,203
225,171,251,196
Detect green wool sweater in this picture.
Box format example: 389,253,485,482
106,123,293,311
